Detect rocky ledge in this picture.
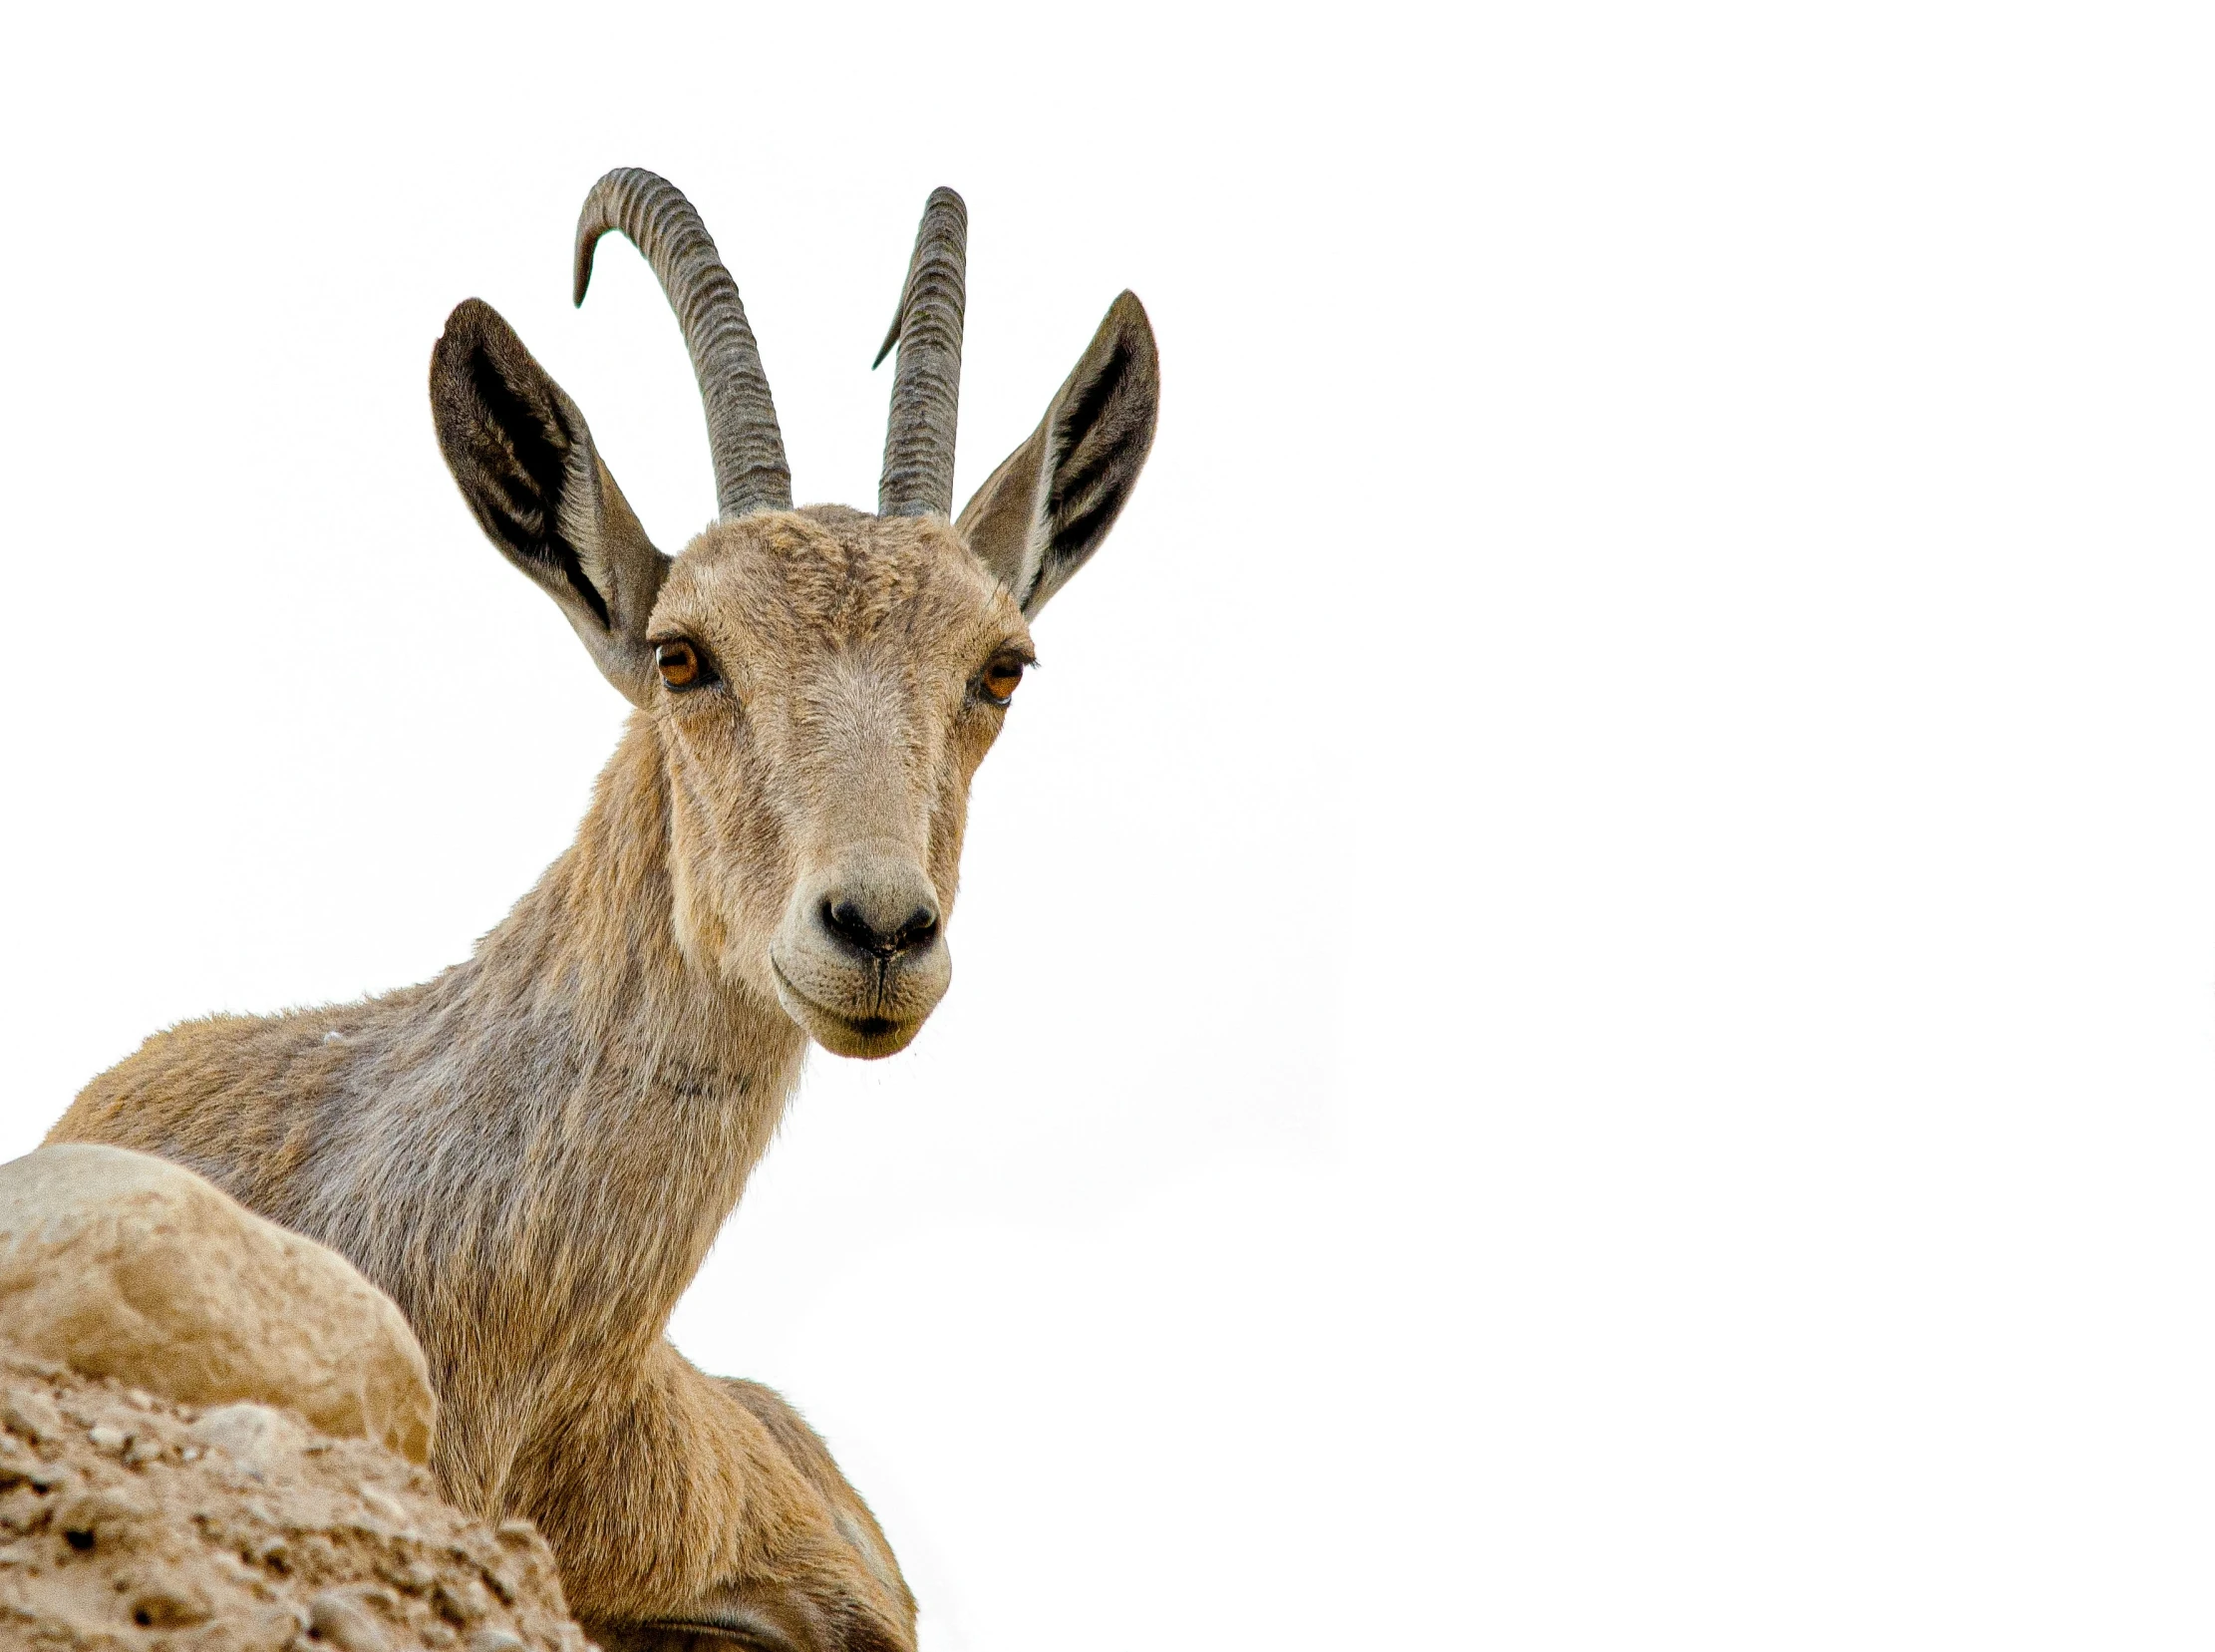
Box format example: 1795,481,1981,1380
0,1146,593,1651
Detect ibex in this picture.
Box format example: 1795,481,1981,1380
49,167,1158,1650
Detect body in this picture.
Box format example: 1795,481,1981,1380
45,169,1157,1650
53,563,877,1631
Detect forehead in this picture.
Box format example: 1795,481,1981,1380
654,505,1023,655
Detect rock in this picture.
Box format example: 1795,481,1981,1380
186,1402,308,1481
121,1565,211,1628
0,1344,589,1649
51,1480,153,1548
2,1388,63,1448
436,1574,492,1625
358,1483,413,1527
311,1589,394,1651
0,1145,434,1463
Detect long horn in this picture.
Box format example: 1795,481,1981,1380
574,167,791,518
874,187,968,518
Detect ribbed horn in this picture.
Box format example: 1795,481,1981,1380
574,167,791,519
875,187,968,518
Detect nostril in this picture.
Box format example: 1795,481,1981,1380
823,898,876,953
819,895,939,959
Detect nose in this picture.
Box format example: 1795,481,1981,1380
818,881,941,961
776,854,955,1056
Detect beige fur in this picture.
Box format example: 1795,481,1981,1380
48,188,1160,1652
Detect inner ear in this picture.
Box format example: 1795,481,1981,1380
955,291,1158,618
431,298,671,704
1042,332,1147,578
456,337,610,627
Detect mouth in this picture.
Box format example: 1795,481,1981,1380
769,956,923,1059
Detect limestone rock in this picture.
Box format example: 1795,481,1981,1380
185,1402,310,1481
0,1145,434,1464
0,1343,588,1650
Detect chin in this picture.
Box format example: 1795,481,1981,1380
802,1006,928,1060
770,968,933,1060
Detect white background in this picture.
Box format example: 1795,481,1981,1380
1,3,2209,1647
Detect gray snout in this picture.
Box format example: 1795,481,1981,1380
769,851,952,1059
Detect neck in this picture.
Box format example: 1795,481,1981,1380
307,715,808,1369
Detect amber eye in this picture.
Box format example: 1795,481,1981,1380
979,658,1027,706
656,639,708,691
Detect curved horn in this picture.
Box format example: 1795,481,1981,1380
574,167,791,518
875,187,968,518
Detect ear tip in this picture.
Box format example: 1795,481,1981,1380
429,302,565,435
439,297,507,350
1105,290,1158,358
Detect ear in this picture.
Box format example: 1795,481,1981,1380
955,290,1158,617
430,298,671,705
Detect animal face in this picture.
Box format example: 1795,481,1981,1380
648,507,1030,1055
428,172,1158,1058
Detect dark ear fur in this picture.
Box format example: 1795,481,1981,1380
430,298,670,703
957,291,1158,616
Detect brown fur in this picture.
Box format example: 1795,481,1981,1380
48,211,1159,1652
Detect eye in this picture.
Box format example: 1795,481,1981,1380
977,656,1029,707
656,639,714,692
